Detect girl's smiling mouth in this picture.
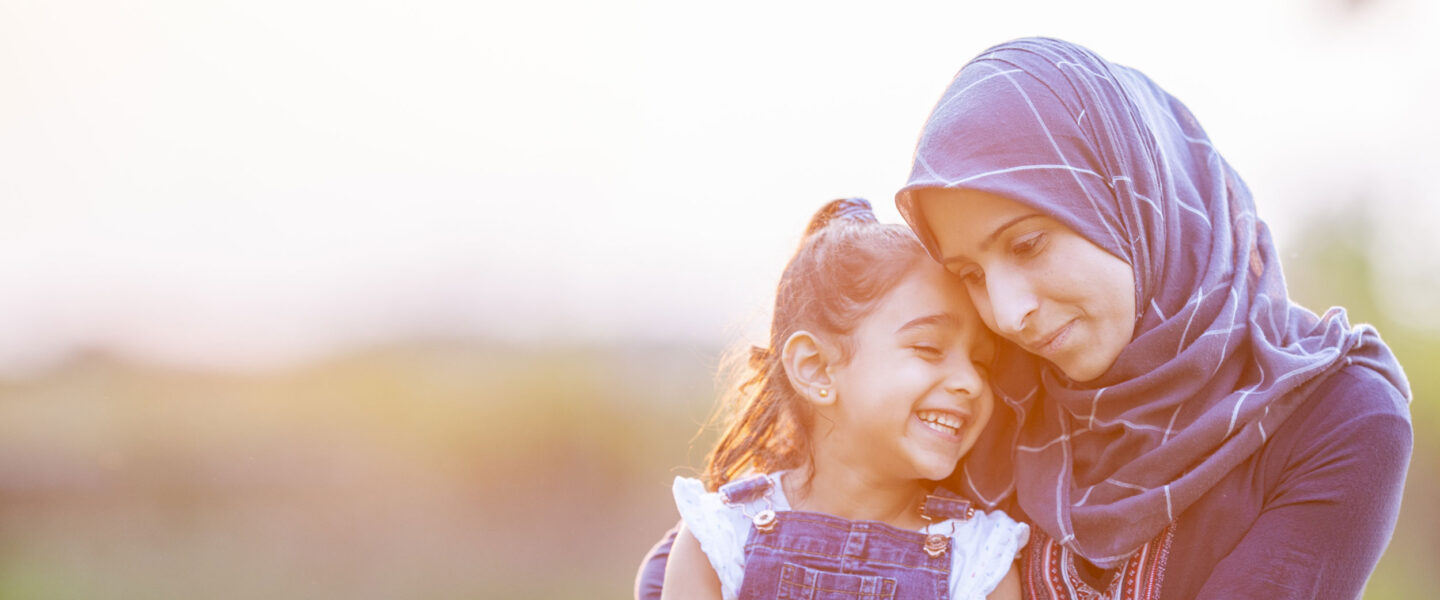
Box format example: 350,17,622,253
915,409,967,438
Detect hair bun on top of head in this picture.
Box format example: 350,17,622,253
805,197,877,235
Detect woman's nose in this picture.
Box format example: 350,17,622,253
986,270,1037,336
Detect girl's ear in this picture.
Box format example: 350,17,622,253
781,330,836,406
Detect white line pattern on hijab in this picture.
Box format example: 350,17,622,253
895,37,1407,566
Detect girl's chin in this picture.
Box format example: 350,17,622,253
923,468,958,482
910,452,962,482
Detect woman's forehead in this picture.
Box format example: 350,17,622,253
914,189,1044,251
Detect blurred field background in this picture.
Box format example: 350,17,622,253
3,0,1438,598
1,211,1433,599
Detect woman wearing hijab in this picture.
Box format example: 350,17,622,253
895,37,1411,598
636,37,1412,599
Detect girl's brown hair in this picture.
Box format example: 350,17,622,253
702,198,930,490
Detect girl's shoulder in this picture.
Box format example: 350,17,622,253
943,505,1029,599
951,506,1029,552
673,471,792,516
924,486,1028,550
671,471,793,547
671,473,791,600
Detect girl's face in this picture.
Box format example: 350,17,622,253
822,259,995,483
914,188,1136,382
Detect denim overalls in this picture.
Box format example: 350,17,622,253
719,474,976,600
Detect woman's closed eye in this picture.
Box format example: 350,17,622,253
1010,231,1047,256
954,264,984,285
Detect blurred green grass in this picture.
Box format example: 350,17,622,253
0,207,1433,599
0,343,720,599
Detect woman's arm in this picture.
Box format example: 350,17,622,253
1194,384,1411,599
634,523,678,600
659,522,722,600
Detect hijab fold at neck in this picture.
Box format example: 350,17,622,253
896,37,1410,567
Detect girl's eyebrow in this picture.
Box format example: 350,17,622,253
895,313,961,334
941,213,1045,266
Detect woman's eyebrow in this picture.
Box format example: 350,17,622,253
980,214,1045,251
940,213,1045,266
895,313,960,334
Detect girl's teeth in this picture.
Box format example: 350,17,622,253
922,421,955,434
918,411,963,435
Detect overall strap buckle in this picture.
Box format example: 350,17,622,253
919,488,973,558
719,474,778,533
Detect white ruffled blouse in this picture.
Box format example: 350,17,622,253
673,472,1029,600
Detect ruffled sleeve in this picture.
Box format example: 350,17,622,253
946,509,1029,599
672,476,752,600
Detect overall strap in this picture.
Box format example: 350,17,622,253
719,474,779,533
921,487,975,522
718,474,774,505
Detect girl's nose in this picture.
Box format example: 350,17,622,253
945,359,984,401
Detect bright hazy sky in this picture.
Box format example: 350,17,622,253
2,0,1437,373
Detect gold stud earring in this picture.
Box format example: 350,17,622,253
818,389,829,398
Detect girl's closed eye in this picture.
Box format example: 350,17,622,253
910,342,945,361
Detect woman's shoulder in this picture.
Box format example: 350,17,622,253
1281,364,1411,439
1316,363,1410,413
1263,364,1412,471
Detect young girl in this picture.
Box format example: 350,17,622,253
660,198,1027,600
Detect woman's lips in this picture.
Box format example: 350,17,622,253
1030,320,1075,357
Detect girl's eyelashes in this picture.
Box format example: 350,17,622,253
910,343,944,360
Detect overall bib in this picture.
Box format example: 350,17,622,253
719,474,976,600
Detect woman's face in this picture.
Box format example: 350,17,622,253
914,188,1136,382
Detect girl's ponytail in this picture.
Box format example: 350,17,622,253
804,198,879,236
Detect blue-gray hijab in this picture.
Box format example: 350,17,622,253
896,37,1410,566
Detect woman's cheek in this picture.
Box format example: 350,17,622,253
966,288,999,333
